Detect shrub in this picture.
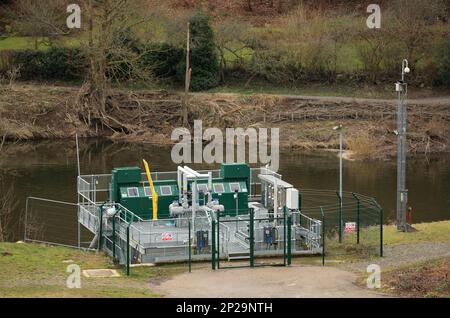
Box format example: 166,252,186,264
178,11,220,91
434,36,450,87
12,47,87,80
0,50,15,74
141,43,183,78
251,49,306,84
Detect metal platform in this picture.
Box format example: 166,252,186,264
78,167,323,264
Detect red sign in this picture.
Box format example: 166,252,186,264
161,232,173,241
344,222,356,233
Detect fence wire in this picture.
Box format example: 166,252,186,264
24,197,93,249
301,190,383,260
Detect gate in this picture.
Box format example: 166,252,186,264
212,209,291,270
24,196,94,249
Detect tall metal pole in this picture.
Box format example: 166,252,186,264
396,59,409,232
76,134,81,249
339,128,343,202
333,124,344,240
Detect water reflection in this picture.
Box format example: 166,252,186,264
1,138,449,240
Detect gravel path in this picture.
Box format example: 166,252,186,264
151,265,387,298
342,241,450,272
151,242,450,298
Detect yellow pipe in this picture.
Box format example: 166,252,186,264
142,159,158,221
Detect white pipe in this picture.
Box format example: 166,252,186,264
273,179,278,219
177,167,182,202
183,166,209,178
178,166,194,206
192,180,197,225
208,172,212,190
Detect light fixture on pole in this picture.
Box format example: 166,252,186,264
395,59,409,232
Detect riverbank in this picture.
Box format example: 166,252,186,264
1,83,449,159
0,220,449,298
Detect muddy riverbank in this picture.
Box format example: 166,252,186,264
1,83,449,159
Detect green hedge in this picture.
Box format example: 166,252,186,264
140,43,183,78
12,47,87,80
8,43,184,83
178,11,220,91
435,36,450,87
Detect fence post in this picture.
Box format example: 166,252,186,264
321,206,325,266
287,212,292,266
283,207,287,266
188,220,192,273
98,205,104,251
352,193,360,244
126,225,130,276
24,197,29,241
250,208,254,268
298,192,302,227
217,213,220,270
112,215,116,260
211,219,216,270
372,199,384,258
380,207,384,257
336,191,343,243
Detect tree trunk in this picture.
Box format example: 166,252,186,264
183,22,191,127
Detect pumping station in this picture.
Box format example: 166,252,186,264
75,161,384,274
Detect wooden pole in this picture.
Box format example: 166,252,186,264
183,22,191,127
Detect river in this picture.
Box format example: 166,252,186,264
0,139,449,242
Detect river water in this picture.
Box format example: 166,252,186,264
1,139,449,241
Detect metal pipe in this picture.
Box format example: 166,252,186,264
250,208,254,268
336,191,342,243
126,226,130,276
188,220,192,273
321,206,325,266
212,219,216,270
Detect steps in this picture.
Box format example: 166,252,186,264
228,251,250,261
227,241,249,261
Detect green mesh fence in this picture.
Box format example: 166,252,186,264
300,189,383,260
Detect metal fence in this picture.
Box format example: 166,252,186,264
24,197,94,250
300,189,383,261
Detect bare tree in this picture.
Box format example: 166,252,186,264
6,64,21,90
215,21,251,83
12,0,70,48
182,22,191,127
385,0,446,67
77,0,155,131
0,174,17,242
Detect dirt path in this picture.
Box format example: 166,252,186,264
342,241,450,273
151,265,387,298
196,92,450,106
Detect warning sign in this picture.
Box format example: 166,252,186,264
161,232,173,241
344,222,356,233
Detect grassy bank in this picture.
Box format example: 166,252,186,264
0,242,187,298
383,256,450,298
383,221,450,245
1,221,449,297
1,83,449,159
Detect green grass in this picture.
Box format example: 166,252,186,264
383,221,450,245
206,80,395,99
0,37,45,50
0,242,187,298
322,220,450,263
0,36,82,51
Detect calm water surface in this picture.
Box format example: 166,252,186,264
1,139,449,241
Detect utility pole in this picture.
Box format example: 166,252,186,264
395,59,410,232
333,124,344,239
333,124,344,201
